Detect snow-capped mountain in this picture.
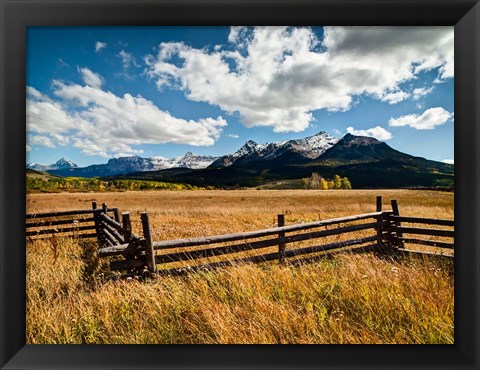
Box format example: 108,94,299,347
104,156,154,173
209,131,339,168
29,152,220,177
150,152,219,170
27,157,78,172
28,132,339,176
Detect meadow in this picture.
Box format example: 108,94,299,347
26,189,454,344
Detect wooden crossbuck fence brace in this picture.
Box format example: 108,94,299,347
26,196,454,278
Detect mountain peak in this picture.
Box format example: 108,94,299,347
53,157,78,168
341,133,381,146
244,140,258,147
209,131,339,168
27,157,78,171
149,152,220,171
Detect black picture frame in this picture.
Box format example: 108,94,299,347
1,0,479,369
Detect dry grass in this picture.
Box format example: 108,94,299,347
26,189,454,344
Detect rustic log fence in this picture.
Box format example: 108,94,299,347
26,203,117,240
26,196,454,278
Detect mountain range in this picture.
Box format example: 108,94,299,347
28,152,220,178
27,157,79,172
27,132,454,189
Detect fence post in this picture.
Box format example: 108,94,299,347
376,196,382,213
113,208,120,223
375,196,384,251
122,212,132,243
141,212,157,275
92,201,103,246
390,199,404,249
278,214,286,263
102,202,108,214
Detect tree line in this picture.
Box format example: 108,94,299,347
26,177,210,193
302,173,352,190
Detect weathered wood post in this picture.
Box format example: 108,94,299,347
278,214,286,263
122,212,132,243
391,199,404,249
376,196,384,250
376,196,382,213
113,208,121,223
141,212,157,275
97,202,108,246
92,201,103,246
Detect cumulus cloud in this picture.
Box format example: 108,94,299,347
442,159,454,164
389,107,453,130
26,86,81,135
26,144,31,152
95,41,107,52
79,67,103,88
227,133,239,138
146,26,453,133
346,126,393,140
26,72,227,157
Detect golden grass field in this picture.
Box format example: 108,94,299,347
26,189,454,344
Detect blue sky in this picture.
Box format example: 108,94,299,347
26,26,454,167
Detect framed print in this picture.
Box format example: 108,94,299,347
1,0,479,369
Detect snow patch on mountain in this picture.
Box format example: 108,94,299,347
150,152,219,170
210,131,339,168
27,157,78,171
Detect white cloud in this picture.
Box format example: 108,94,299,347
346,126,393,140
114,150,144,158
379,89,410,104
146,26,453,133
118,50,138,69
389,107,453,130
228,26,248,44
78,67,104,89
49,133,71,146
412,86,434,100
26,72,227,157
95,41,107,52
28,135,56,148
442,159,454,164
26,87,81,135
26,144,31,152
227,133,239,138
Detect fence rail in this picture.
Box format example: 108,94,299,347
26,196,454,278
385,210,454,259
26,202,119,240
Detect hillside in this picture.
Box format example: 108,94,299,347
109,134,453,189
29,132,454,189
26,169,62,180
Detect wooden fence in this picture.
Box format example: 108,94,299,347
26,202,118,240
26,196,454,278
